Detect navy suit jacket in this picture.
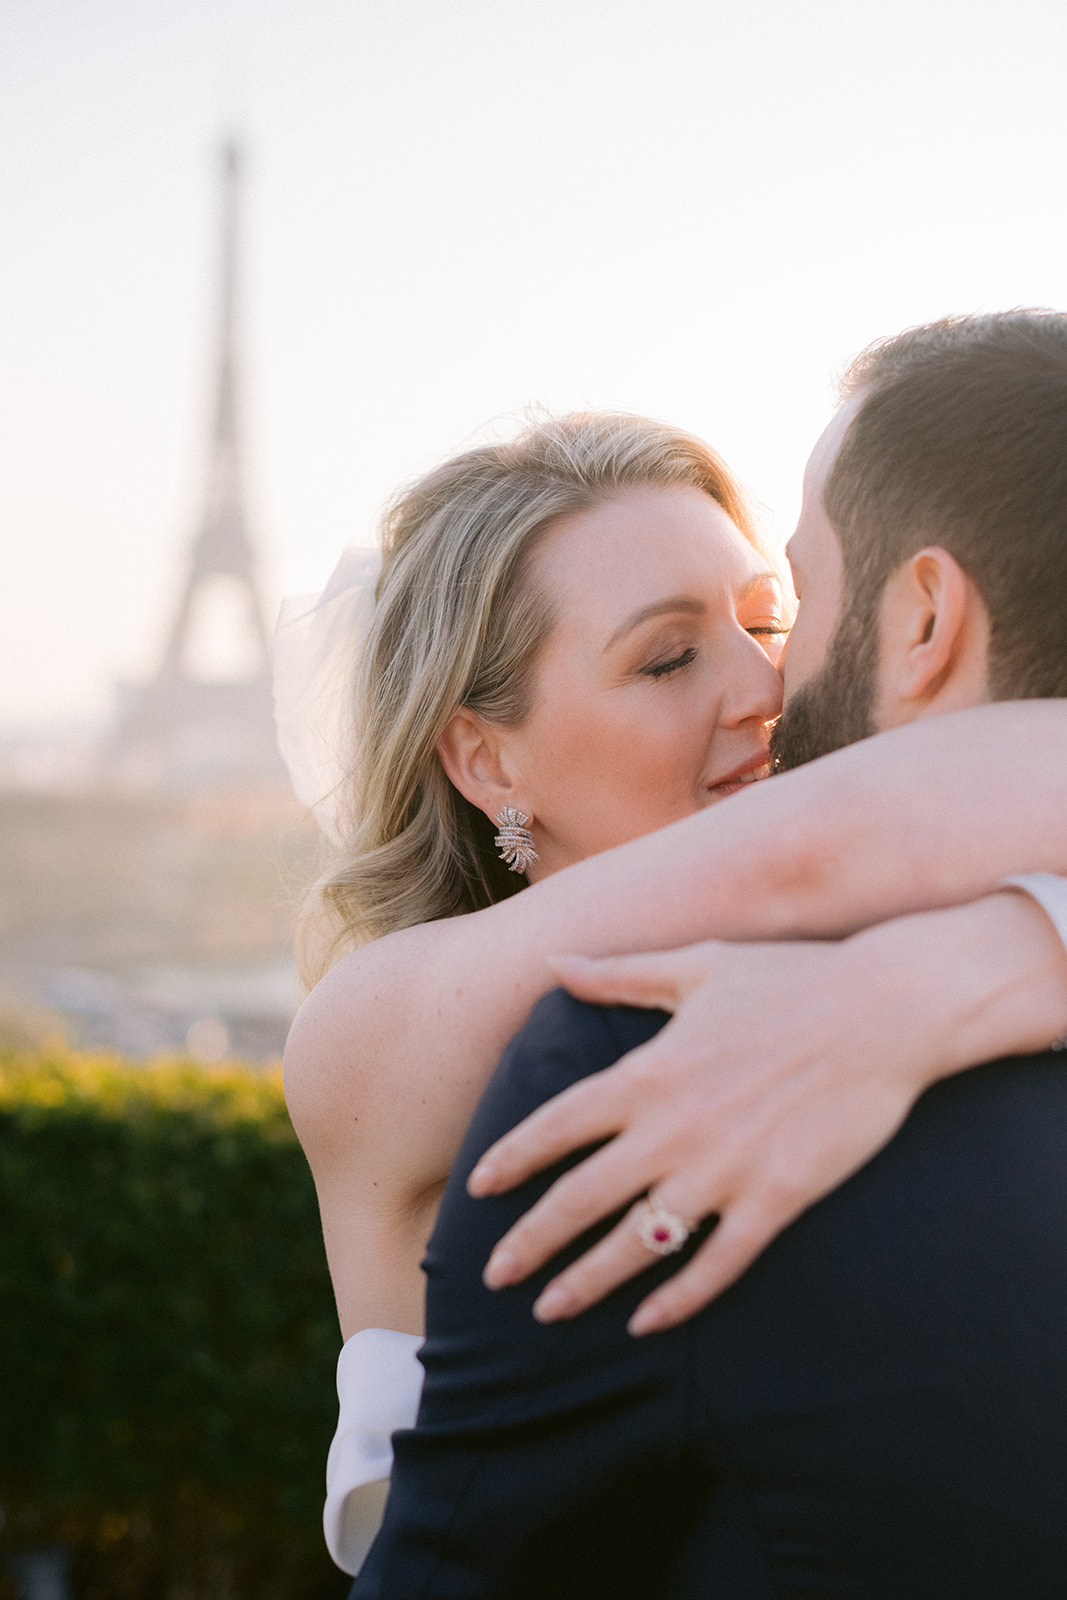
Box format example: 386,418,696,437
353,991,1067,1599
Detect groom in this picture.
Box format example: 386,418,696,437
352,313,1067,1597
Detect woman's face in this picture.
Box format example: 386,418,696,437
509,483,788,879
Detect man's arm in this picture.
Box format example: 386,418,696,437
352,993,703,1600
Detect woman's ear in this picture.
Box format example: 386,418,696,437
876,546,990,723
436,709,519,820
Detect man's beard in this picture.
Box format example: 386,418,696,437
770,600,880,773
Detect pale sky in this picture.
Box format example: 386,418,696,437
3,0,1066,729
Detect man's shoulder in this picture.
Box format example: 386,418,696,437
514,987,669,1082
445,992,668,1217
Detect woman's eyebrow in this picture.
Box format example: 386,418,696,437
603,572,781,653
603,597,705,651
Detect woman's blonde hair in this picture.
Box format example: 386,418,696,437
299,411,757,982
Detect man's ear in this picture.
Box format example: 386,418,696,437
876,546,989,723
436,708,519,820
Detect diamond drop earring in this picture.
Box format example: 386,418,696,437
494,808,539,874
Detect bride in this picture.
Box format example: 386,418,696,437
278,410,1067,1574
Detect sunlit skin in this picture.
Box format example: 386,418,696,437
440,484,791,877
775,397,856,698
779,392,990,726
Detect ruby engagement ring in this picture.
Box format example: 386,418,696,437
637,1193,696,1256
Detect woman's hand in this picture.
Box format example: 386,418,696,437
469,892,1067,1335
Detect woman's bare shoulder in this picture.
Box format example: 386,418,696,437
283,901,531,1212
283,896,553,1205
283,920,454,1166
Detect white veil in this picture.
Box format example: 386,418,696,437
273,546,382,845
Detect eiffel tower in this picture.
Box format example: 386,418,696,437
110,141,285,790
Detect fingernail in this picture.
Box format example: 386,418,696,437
628,1304,667,1337
533,1285,574,1322
483,1248,516,1289
468,1160,498,1195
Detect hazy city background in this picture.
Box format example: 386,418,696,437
3,0,1066,1060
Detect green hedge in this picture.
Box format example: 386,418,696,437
0,1047,348,1599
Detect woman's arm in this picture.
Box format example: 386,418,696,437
472,885,1067,1332
285,700,1067,1335
302,698,1067,1113
486,700,1067,958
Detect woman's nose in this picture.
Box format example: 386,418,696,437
722,630,785,728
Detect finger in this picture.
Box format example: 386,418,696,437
546,952,685,1012
530,1202,660,1322
627,1202,782,1336
468,1068,631,1197
482,1137,655,1288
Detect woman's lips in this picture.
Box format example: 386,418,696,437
705,760,771,800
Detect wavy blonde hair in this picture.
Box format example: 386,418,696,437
299,411,758,983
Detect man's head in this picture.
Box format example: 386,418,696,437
772,310,1067,771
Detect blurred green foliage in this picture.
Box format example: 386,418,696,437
0,1045,348,1599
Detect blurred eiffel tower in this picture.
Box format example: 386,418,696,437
109,141,285,790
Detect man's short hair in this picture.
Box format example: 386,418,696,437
826,310,1067,699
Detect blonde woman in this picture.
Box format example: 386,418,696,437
278,411,1067,1575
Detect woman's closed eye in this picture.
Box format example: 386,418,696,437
745,621,790,665
640,646,698,680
